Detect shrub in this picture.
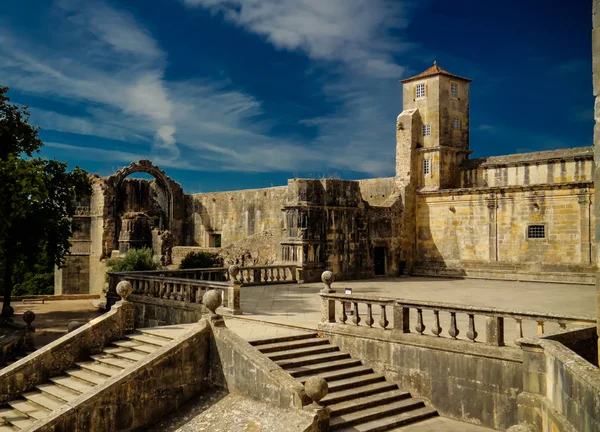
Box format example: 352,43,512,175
107,248,161,273
179,251,223,269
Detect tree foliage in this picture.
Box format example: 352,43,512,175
0,85,92,316
179,251,223,269
106,248,162,273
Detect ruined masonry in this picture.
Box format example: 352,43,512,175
56,63,596,295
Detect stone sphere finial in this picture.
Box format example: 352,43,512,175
228,264,240,279
1,305,14,319
203,289,222,315
116,280,133,301
67,321,83,333
321,271,334,290
304,376,328,404
22,310,35,326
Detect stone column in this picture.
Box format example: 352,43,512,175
578,192,592,264
486,197,498,262
593,0,600,364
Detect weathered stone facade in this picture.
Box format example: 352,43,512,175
56,64,596,294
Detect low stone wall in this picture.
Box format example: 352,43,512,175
208,317,310,409
131,293,208,328
34,321,210,431
517,328,600,432
0,300,133,404
318,323,523,430
0,294,100,302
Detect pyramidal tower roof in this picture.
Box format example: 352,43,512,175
400,61,472,83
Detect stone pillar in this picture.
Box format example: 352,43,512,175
487,197,498,262
593,0,600,364
578,192,592,264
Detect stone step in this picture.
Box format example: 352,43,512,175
298,365,374,384
276,352,351,369
103,346,148,361
266,345,340,361
65,368,108,386
328,373,386,393
50,376,95,394
36,383,81,403
328,389,411,416
76,361,123,377
111,340,158,354
0,408,35,430
136,324,195,340
0,424,17,431
21,390,64,411
256,338,331,353
321,382,399,405
126,333,172,347
329,398,426,430
6,399,51,420
249,333,319,346
91,353,137,369
287,358,364,378
334,406,437,432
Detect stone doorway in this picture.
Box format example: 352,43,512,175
374,247,387,275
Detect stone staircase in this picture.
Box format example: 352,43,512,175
0,324,193,431
0,352,35,370
251,333,437,432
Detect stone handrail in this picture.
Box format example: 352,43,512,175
120,267,229,281
235,265,298,285
107,266,242,314
320,292,595,347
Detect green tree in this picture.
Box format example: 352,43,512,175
106,248,161,273
179,251,223,269
0,86,92,317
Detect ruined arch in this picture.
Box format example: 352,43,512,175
101,160,185,258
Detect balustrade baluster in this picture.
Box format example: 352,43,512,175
415,309,425,334
184,284,191,303
379,305,389,329
282,268,288,281
466,314,478,342
365,304,374,327
352,302,361,325
432,310,442,336
276,268,281,281
339,301,347,324
448,312,460,339
537,320,545,335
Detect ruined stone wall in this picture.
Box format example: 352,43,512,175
357,177,395,206
462,147,593,188
593,0,600,365
187,186,287,254
414,184,595,283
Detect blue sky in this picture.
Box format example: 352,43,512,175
0,0,592,192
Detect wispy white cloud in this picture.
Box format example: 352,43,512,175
477,124,495,132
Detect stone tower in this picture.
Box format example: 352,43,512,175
398,62,472,189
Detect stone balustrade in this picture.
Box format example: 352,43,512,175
320,292,596,347
234,265,298,285
125,267,229,282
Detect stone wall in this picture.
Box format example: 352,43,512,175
593,0,600,365
357,177,395,206
35,321,210,432
462,147,594,188
414,183,595,283
518,330,600,432
187,186,287,252
131,294,206,328
318,324,523,430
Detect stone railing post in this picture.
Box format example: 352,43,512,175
393,302,411,334
320,271,335,323
223,265,242,315
22,311,36,352
303,377,330,431
116,280,135,332
486,316,505,346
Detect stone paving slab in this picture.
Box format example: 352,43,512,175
148,388,315,432
224,317,314,342
396,416,493,431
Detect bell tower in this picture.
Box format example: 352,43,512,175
397,62,472,190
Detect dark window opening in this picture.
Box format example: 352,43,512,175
374,247,387,275
527,225,545,239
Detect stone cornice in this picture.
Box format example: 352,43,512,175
417,181,593,197
462,146,593,170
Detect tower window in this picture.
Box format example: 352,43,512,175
422,124,431,136
423,159,431,175
416,83,426,99
452,118,461,130
527,225,545,239
451,83,459,98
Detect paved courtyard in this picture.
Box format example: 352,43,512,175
226,276,596,344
